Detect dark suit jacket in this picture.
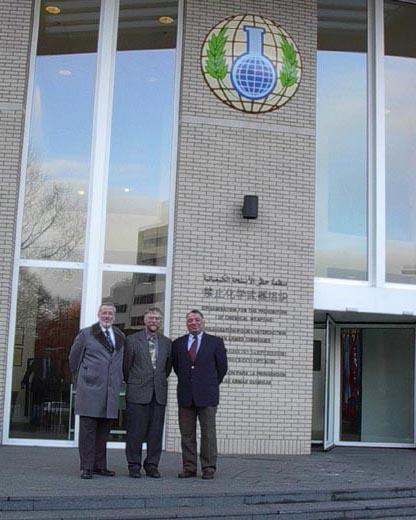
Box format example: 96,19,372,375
172,332,227,407
69,322,124,418
123,329,172,405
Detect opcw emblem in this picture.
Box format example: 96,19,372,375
201,14,302,113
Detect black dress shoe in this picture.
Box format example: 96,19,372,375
178,470,197,478
202,470,215,480
129,469,141,478
93,468,115,477
80,470,93,479
145,467,161,478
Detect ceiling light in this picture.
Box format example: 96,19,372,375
77,190,85,196
158,15,174,24
124,188,130,193
58,69,71,76
45,5,61,15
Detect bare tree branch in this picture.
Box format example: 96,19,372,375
21,153,85,260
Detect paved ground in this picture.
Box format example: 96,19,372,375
0,446,414,498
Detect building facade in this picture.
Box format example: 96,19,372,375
0,0,414,454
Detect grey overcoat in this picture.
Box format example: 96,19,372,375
123,329,172,405
69,322,125,419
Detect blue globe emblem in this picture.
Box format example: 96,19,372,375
232,55,277,100
231,26,277,100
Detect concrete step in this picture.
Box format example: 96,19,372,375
1,497,416,520
1,491,416,520
1,486,416,513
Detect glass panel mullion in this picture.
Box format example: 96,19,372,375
20,259,84,270
81,0,120,327
371,0,386,288
102,263,166,274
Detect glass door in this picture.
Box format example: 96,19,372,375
324,314,336,450
312,328,325,442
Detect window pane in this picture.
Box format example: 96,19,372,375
315,0,367,280
9,268,82,440
102,271,166,440
385,0,416,284
104,0,178,265
21,1,100,261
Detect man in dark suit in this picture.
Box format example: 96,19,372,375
123,307,172,478
69,303,124,479
172,309,227,480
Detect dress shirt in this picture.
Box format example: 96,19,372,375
146,333,159,348
100,325,115,346
187,332,203,354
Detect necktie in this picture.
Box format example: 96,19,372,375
148,336,157,369
104,328,114,352
188,335,198,364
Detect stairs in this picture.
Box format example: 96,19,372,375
1,486,416,519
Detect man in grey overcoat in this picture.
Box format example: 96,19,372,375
69,303,124,479
123,307,172,478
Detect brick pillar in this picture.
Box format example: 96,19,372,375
165,0,317,455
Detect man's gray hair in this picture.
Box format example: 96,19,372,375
99,302,116,312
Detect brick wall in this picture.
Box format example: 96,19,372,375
165,0,317,455
0,1,33,441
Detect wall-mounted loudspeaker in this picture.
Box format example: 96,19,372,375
242,195,258,219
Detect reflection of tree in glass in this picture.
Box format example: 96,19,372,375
16,269,49,338
15,269,81,433
21,154,85,260
16,270,80,354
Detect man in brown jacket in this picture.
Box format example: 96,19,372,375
123,307,172,478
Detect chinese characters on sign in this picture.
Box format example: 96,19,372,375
202,274,289,386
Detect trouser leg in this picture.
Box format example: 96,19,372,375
178,406,197,473
143,396,166,470
79,416,97,471
125,401,150,470
94,418,112,470
198,406,217,472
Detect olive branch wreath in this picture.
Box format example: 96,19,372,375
279,35,298,88
204,27,228,82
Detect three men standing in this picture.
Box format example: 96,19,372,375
123,307,172,478
172,310,228,480
70,305,227,481
69,303,125,479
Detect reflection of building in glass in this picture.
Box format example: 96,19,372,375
103,225,167,334
136,224,168,266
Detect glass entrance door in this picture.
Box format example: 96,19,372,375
340,327,415,445
312,328,325,442
324,314,337,450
